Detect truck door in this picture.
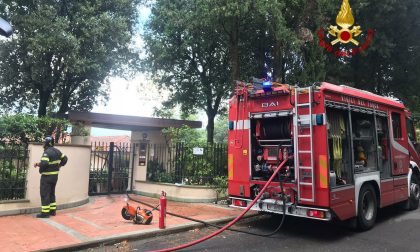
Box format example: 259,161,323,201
406,116,420,165
390,111,409,203
390,112,409,176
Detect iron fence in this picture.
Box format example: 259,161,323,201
0,144,28,200
89,142,133,195
146,143,227,185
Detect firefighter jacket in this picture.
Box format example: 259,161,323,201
39,147,68,175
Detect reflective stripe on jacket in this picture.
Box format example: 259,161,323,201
39,147,68,175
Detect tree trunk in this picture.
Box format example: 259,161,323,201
38,89,51,117
58,94,70,114
206,112,216,144
273,40,284,83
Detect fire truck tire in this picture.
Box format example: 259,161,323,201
357,184,377,231
407,175,420,210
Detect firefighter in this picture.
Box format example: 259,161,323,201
34,136,68,218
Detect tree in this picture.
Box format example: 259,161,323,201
0,115,69,144
143,0,333,143
143,0,231,143
0,0,141,116
323,0,420,112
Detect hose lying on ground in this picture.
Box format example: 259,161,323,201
127,157,290,252
126,180,286,237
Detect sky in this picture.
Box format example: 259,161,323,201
90,75,169,136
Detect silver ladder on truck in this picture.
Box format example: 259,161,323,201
293,86,315,202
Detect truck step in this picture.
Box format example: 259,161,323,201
299,198,315,202
297,103,311,107
299,182,313,186
299,166,312,170
298,150,311,154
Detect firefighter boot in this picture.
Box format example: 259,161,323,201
49,210,56,216
36,213,50,218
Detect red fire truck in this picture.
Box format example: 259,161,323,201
228,80,420,230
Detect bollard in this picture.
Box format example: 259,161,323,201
159,191,167,229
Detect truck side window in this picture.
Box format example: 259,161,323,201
377,116,391,178
392,112,402,139
406,117,416,142
351,112,377,173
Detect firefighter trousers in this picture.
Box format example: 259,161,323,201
40,174,58,214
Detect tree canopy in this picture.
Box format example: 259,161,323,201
324,0,420,112
143,0,420,143
0,0,141,116
0,115,68,144
142,0,331,142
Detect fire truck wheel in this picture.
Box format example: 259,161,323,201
357,184,377,231
408,175,420,210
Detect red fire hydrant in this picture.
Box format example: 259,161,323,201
159,191,167,229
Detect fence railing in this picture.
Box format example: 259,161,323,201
146,143,227,185
89,142,133,195
0,144,28,200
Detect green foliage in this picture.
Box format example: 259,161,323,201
0,144,28,200
146,142,228,186
322,0,420,113
143,0,334,142
147,159,176,183
70,122,90,136
0,115,69,144
143,0,232,143
208,175,228,202
0,0,141,116
161,125,206,146
213,114,228,144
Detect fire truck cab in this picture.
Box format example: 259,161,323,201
228,80,420,230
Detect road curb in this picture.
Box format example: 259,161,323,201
37,212,260,252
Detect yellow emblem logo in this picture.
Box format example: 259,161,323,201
328,0,362,46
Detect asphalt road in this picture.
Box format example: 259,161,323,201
84,205,420,252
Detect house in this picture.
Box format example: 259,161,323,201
67,111,217,202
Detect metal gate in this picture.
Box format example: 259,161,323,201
89,142,134,195
146,143,227,185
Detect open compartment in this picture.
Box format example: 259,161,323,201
250,115,294,182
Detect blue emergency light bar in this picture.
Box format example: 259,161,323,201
0,17,12,37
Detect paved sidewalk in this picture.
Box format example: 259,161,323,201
0,195,252,252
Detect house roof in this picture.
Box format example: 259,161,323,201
90,135,131,144
68,111,202,131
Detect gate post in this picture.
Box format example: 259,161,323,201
108,142,114,193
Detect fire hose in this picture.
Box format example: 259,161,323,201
128,157,290,252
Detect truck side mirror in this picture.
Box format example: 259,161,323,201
0,17,13,37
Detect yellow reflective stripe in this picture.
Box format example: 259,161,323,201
61,154,65,158
42,206,50,209
49,160,61,165
228,154,233,180
50,202,56,209
319,155,328,189
42,171,59,175
41,157,49,161
41,209,50,213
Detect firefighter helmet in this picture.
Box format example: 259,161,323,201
43,136,54,148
